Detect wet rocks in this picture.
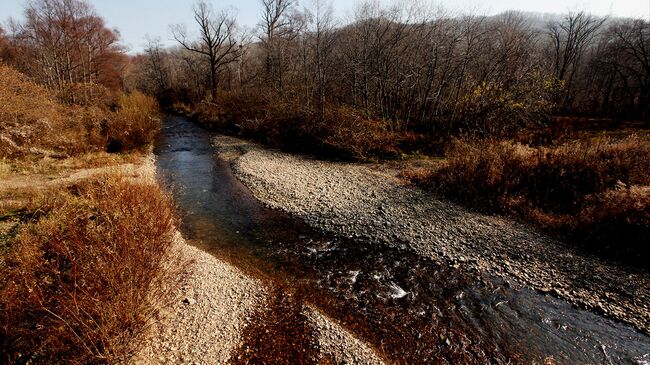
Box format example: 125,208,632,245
213,135,650,334
304,306,387,365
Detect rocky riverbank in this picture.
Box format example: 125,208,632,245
213,135,650,334
135,235,267,364
137,153,387,364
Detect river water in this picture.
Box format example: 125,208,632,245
154,115,650,364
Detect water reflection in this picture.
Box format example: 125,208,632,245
155,115,650,364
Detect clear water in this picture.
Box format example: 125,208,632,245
155,115,650,364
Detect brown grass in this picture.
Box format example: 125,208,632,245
0,176,178,364
0,64,160,159
413,136,650,264
188,91,403,160
0,152,144,180
106,92,161,152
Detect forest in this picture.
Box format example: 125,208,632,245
0,0,648,362
1,0,648,264
126,0,649,261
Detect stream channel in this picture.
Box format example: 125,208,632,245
154,115,650,364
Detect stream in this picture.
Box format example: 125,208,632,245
154,115,650,364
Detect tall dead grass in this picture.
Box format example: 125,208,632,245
189,91,402,160
0,64,160,159
106,92,161,152
0,176,178,364
419,136,649,263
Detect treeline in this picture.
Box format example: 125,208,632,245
128,1,648,148
0,0,159,157
123,0,649,264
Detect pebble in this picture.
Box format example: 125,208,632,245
215,134,650,334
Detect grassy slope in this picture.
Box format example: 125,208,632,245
0,64,173,364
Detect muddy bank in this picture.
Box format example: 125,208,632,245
213,135,649,334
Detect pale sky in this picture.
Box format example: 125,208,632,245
2,0,649,53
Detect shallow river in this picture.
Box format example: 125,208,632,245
154,115,650,364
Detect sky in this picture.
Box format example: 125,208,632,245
2,0,649,53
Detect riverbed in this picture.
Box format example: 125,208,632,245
154,115,650,364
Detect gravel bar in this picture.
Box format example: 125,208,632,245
214,135,650,334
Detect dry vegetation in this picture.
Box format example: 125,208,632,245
0,64,160,160
0,63,171,362
145,0,649,265
187,93,405,160
406,136,650,264
1,0,648,360
0,1,180,363
0,176,178,364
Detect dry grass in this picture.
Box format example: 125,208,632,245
106,93,161,153
412,136,650,264
0,152,144,179
0,176,178,364
190,91,403,160
0,64,160,159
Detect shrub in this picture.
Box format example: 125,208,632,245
449,73,560,139
0,176,177,364
576,186,649,256
56,82,118,108
314,106,400,160
0,64,160,158
106,92,161,152
0,63,76,158
420,136,650,263
192,90,402,160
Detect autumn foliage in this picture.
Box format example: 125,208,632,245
0,64,159,159
0,176,178,364
0,1,168,364
414,137,650,263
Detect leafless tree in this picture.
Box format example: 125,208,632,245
547,11,606,108
143,36,169,93
126,1,644,130
9,0,124,93
172,1,240,101
259,0,306,91
306,0,336,116
589,19,650,117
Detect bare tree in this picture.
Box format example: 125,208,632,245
9,0,124,92
127,1,645,129
590,19,650,118
259,0,306,90
172,1,240,101
260,0,294,77
547,11,606,108
309,0,336,116
143,36,169,94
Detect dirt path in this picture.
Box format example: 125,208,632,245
0,162,151,192
213,135,650,334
